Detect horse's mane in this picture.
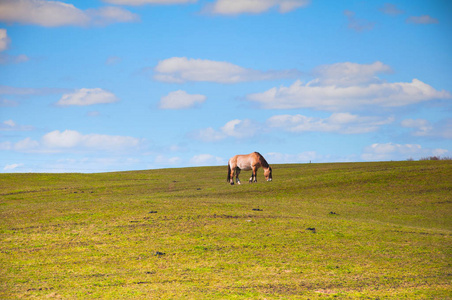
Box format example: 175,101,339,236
254,152,269,168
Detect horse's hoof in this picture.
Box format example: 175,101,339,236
230,182,234,185
237,181,241,185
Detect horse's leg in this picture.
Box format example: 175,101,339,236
249,167,256,183
230,165,235,185
236,168,241,185
252,166,258,183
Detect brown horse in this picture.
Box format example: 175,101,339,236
227,152,272,185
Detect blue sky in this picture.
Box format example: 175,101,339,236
0,0,451,173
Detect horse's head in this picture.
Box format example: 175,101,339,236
264,166,272,182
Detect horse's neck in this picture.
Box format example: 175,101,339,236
258,157,268,169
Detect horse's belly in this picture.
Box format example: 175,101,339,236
237,164,252,171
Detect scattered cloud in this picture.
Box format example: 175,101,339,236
56,88,119,106
159,90,206,109
154,57,299,83
0,99,19,107
2,130,144,153
194,112,395,142
401,118,433,136
192,127,226,142
192,119,260,142
0,85,68,97
86,6,140,26
344,10,375,32
379,3,404,15
41,130,141,151
221,119,260,138
87,111,101,117
0,120,34,131
0,0,139,27
0,29,10,52
0,29,29,64
362,143,448,161
13,137,40,152
154,155,182,166
0,54,29,64
247,61,451,111
105,56,122,65
3,163,24,171
203,0,310,15
406,15,439,25
267,113,394,134
401,118,452,139
265,151,319,164
312,61,393,87
189,154,224,166
103,0,197,5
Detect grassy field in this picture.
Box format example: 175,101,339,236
1,161,451,299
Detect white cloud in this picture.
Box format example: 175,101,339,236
192,127,227,142
103,0,196,5
193,112,393,142
189,154,224,166
0,141,12,150
154,155,182,166
87,6,139,26
312,61,392,87
42,130,141,151
56,88,119,106
105,56,122,65
192,119,260,142
154,57,299,83
265,151,319,164
159,90,206,109
0,119,34,131
5,130,143,153
344,10,375,32
204,0,310,15
406,15,439,25
267,113,394,134
220,119,259,138
401,118,452,139
401,118,433,136
14,137,40,151
3,120,15,127
247,61,451,111
0,85,67,97
0,54,29,64
0,29,10,52
25,157,143,173
0,29,29,64
0,0,139,27
0,99,19,107
361,143,448,161
379,3,404,15
3,163,24,171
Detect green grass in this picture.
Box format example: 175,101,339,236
1,161,451,299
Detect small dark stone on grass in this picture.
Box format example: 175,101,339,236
148,211,157,214
154,251,165,256
306,227,316,233
329,211,338,215
252,208,263,211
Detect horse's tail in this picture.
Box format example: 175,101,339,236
227,163,231,182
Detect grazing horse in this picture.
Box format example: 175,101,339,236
227,152,272,185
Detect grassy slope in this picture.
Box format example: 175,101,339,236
0,161,451,299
